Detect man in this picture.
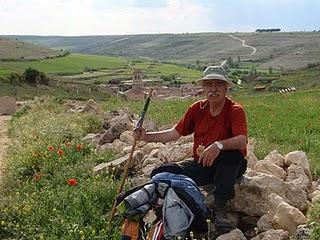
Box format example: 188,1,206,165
135,66,248,234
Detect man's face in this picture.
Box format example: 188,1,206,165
202,79,227,102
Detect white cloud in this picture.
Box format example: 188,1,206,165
0,0,318,35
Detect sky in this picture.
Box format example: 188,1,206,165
0,0,319,36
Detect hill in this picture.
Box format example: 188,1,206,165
0,38,68,61
5,32,320,70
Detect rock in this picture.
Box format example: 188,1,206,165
272,201,308,236
141,163,158,176
253,161,287,179
65,99,104,116
263,150,285,168
286,165,310,191
81,133,101,145
308,189,320,201
93,153,130,173
251,229,290,240
98,115,133,145
284,151,312,181
257,214,273,232
142,142,164,155
142,152,162,168
311,193,320,203
230,173,308,216
158,142,193,163
216,228,246,240
99,139,128,153
246,138,259,169
295,224,312,240
119,130,135,145
0,96,16,115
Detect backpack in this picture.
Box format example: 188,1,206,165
121,218,165,240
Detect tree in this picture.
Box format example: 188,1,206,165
23,68,40,84
22,68,49,85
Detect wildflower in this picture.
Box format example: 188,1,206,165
47,145,55,151
57,149,64,156
76,143,83,152
65,141,72,148
68,178,78,186
33,172,41,182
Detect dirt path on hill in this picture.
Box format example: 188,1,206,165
0,115,11,184
229,34,257,55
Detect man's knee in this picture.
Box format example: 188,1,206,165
150,163,180,178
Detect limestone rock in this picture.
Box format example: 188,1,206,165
142,142,164,155
65,99,104,116
284,151,312,181
286,164,310,191
263,150,285,168
272,201,308,235
158,142,193,163
251,229,290,240
81,133,101,145
119,130,135,145
257,214,273,232
295,224,312,240
230,173,308,216
216,228,246,240
0,96,16,115
246,138,259,169
253,161,287,179
98,115,133,145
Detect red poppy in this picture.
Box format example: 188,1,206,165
65,142,71,148
47,145,55,151
57,149,64,156
33,172,41,181
76,144,83,152
67,178,78,186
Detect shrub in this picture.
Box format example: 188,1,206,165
23,67,40,84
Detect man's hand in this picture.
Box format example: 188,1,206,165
133,127,147,141
198,143,221,167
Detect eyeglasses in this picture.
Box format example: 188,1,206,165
202,82,226,88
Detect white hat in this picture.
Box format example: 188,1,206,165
197,66,235,87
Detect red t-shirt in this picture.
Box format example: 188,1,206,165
175,98,247,160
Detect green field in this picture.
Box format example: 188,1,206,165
0,54,128,76
0,53,203,84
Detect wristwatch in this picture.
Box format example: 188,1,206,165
214,141,224,150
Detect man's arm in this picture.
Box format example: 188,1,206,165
134,127,181,143
216,134,247,150
199,134,247,167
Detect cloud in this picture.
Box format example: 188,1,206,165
0,0,318,35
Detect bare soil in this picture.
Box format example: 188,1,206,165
0,115,11,183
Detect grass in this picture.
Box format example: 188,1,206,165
0,53,203,86
0,98,122,239
0,54,128,77
0,80,114,101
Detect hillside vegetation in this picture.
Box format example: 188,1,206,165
7,32,320,70
0,38,67,60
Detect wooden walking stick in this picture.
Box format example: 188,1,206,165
108,88,153,227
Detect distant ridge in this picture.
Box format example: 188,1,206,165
3,31,320,70
0,37,68,60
